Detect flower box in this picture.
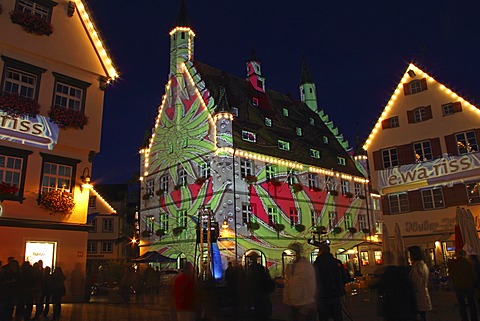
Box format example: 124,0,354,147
273,223,285,232
39,189,75,214
155,229,165,238
315,226,327,234
291,183,303,193
10,10,53,36
344,192,354,198
311,186,322,192
294,224,306,232
0,93,41,118
48,106,88,129
333,226,342,234
348,227,358,234
246,221,260,231
172,226,184,236
142,193,152,200
141,230,151,238
245,175,257,184
195,177,207,185
155,189,165,196
269,179,282,187
329,190,339,196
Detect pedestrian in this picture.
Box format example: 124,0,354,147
31,260,44,320
18,260,35,321
173,262,196,321
408,246,432,321
42,266,53,319
283,242,316,321
448,249,478,321
313,242,348,321
0,258,21,321
51,267,66,321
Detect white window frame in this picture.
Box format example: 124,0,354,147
101,241,113,253
87,241,97,253
242,203,252,224
17,0,50,20
146,179,155,196
240,159,253,178
413,107,427,123
410,80,422,94
308,173,318,189
160,175,169,192
160,212,169,231
278,140,290,151
414,141,432,162
456,131,478,154
341,180,349,194
337,156,346,166
178,169,187,186
388,193,410,214
421,188,444,210
242,130,257,143
102,218,114,233
381,148,398,168
310,149,320,159
200,161,211,178
41,162,72,193
265,164,276,180
267,206,279,225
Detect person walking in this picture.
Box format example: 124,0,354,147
42,266,53,319
313,242,347,321
173,262,196,321
449,249,478,321
408,246,432,321
283,243,316,321
51,267,66,321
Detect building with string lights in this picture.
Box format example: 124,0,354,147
363,63,480,267
0,0,117,301
138,2,382,279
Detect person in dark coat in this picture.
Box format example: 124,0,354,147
42,266,53,319
0,259,21,321
313,243,347,321
51,267,66,321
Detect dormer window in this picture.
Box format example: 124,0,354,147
403,78,427,95
408,106,432,124
242,130,256,142
323,136,329,144
310,149,321,159
282,108,289,117
278,140,290,151
442,102,462,116
382,116,400,129
296,127,302,136
265,118,272,127
337,156,346,166
309,117,315,125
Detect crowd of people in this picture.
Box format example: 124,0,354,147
0,257,66,321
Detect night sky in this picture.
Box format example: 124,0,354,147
88,0,480,184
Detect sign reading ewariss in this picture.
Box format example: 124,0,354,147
378,152,480,194
0,112,59,150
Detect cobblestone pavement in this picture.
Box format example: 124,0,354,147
32,288,459,321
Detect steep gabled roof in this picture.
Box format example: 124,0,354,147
74,0,118,81
193,61,363,177
363,63,480,151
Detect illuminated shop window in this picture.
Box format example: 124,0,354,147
381,148,398,168
242,130,256,143
101,241,113,253
414,141,432,162
467,182,480,204
421,188,444,209
374,251,383,265
25,241,56,268
456,131,478,154
388,193,410,214
360,251,370,266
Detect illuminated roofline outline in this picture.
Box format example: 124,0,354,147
91,187,117,214
363,63,479,151
73,0,119,81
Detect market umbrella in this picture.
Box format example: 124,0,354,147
394,223,406,266
455,207,464,252
382,223,393,265
460,208,480,255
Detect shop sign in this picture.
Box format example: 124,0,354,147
0,112,59,150
404,217,456,233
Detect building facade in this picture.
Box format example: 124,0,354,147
364,63,480,266
138,4,378,278
0,0,117,301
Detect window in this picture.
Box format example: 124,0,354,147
16,0,55,21
467,182,480,204
310,149,320,159
240,159,253,178
382,116,400,129
282,108,289,116
289,207,299,226
1,56,46,100
53,73,90,112
101,241,113,253
160,175,169,193
360,251,369,266
381,148,398,168
410,80,423,94
232,107,238,117
265,164,276,180
242,203,252,224
388,193,410,214
278,140,290,151
87,241,97,253
160,212,169,231
267,206,279,225
456,131,478,154
325,175,335,191
337,156,346,166
88,196,96,208
200,161,211,178
414,141,432,162
242,130,256,142
309,117,315,125
308,173,318,189
287,168,297,185
178,169,187,186
341,180,349,195
40,153,79,194
354,183,362,196
413,107,427,123
102,218,114,232
421,188,444,209
296,127,302,136
322,136,329,144
344,213,353,230
146,179,154,196
0,146,31,200
328,212,337,229
311,209,321,227
374,251,383,265
265,118,272,127
177,211,187,228
358,214,366,230
252,97,259,106
90,218,96,233
442,102,462,116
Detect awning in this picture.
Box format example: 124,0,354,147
402,233,452,247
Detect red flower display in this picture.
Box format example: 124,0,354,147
0,93,41,118
39,189,75,214
0,182,19,196
10,10,53,36
48,106,88,129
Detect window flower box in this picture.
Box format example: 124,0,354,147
344,192,354,198
10,10,53,36
0,93,41,118
329,190,339,196
195,177,207,185
0,182,19,201
155,229,165,238
292,183,303,193
174,184,183,190
141,230,151,238
245,175,257,184
294,224,306,232
48,106,88,129
172,226,184,236
246,221,260,231
362,228,370,234
142,193,152,200
39,189,75,214
273,223,285,232
358,194,366,199
348,227,358,234
315,226,327,234
311,186,322,192
155,189,165,196
268,179,282,187
333,226,342,234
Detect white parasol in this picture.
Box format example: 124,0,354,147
382,223,393,265
458,208,480,255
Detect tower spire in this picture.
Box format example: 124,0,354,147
301,55,313,84
176,0,189,27
170,0,195,76
299,56,318,112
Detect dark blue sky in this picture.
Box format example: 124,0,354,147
88,0,480,184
